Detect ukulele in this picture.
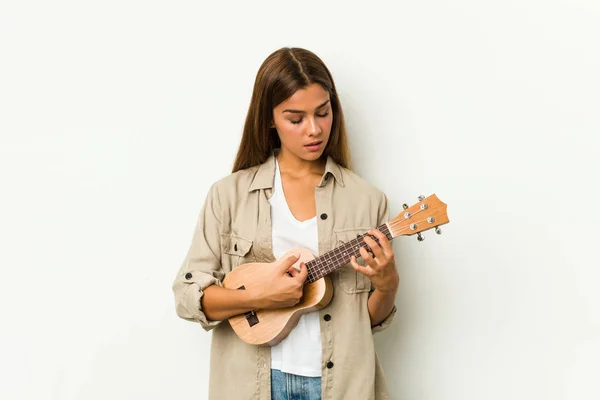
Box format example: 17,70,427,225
222,194,449,346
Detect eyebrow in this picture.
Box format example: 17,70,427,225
282,100,330,114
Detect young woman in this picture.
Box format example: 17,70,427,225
173,47,399,400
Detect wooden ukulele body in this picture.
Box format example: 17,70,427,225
222,248,333,347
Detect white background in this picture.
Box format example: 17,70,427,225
1,1,599,399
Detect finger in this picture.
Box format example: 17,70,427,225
277,253,300,273
359,245,378,269
363,235,384,259
350,256,374,277
295,262,308,282
288,266,299,277
369,229,393,256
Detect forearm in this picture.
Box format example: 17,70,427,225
201,284,262,322
368,287,397,327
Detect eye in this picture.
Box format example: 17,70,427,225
289,112,329,125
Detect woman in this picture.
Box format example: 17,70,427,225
173,47,399,400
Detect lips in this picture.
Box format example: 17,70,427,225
305,141,322,146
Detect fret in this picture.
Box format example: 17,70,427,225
305,224,392,283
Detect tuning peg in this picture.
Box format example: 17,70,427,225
417,233,425,242
402,203,409,210
435,227,442,235
418,195,425,201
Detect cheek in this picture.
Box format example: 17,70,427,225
276,125,303,143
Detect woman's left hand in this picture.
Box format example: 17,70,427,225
350,228,399,293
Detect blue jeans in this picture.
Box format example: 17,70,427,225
271,369,322,400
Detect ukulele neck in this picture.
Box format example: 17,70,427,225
305,223,393,283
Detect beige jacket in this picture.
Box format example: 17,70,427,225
172,150,397,399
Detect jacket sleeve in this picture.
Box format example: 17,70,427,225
172,182,225,331
370,191,398,333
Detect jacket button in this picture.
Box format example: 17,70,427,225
327,361,334,369
320,213,328,220
324,314,331,321
234,244,238,251
185,272,192,280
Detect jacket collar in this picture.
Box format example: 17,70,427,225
248,149,344,192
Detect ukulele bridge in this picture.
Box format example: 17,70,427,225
237,285,260,327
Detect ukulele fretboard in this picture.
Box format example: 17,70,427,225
305,224,393,283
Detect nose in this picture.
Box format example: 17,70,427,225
307,116,322,136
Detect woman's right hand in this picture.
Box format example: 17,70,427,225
253,254,308,309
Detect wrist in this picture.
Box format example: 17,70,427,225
374,285,398,295
374,275,399,294
246,286,268,309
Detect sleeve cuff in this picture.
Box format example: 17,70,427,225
174,274,223,331
371,305,397,334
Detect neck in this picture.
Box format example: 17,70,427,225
304,223,394,283
276,148,326,178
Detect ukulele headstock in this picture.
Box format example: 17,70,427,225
387,194,449,241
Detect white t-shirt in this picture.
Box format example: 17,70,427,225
268,158,322,377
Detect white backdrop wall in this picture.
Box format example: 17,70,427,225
1,1,599,399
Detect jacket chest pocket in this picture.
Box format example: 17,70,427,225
334,227,373,294
221,233,254,271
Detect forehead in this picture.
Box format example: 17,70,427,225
276,83,330,110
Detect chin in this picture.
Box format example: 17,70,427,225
301,150,325,160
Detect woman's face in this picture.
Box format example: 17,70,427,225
272,83,333,162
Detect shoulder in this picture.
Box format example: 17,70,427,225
206,164,263,202
214,165,259,189
338,165,387,202
334,166,390,226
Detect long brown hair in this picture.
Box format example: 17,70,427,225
232,47,351,173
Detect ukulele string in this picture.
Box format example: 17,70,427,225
307,208,433,281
